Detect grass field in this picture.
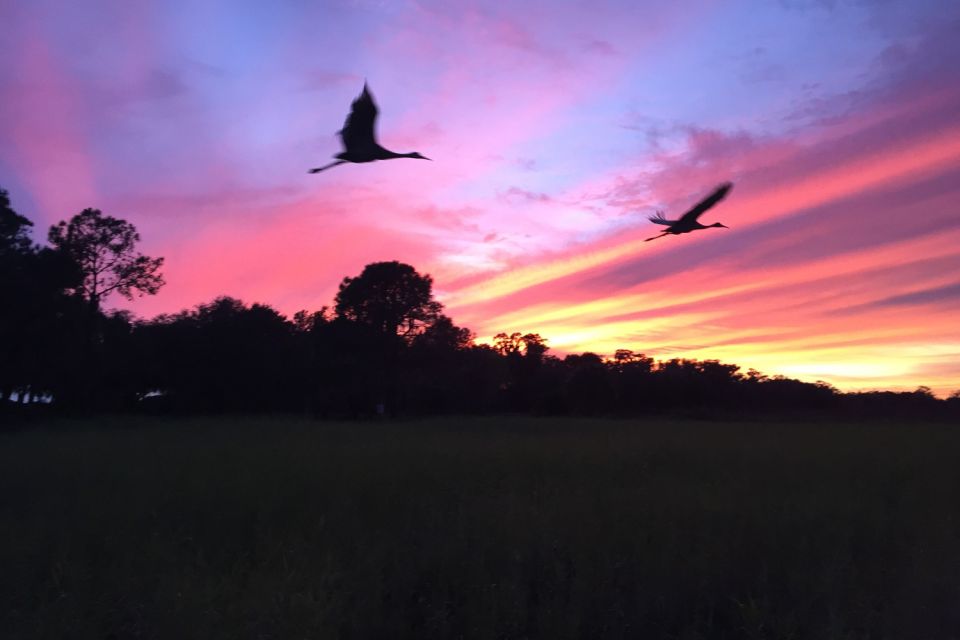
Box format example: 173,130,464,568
2,416,959,639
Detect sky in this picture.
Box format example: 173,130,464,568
2,0,959,395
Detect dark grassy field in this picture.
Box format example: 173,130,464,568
2,416,959,639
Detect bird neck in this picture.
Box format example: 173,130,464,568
378,148,427,160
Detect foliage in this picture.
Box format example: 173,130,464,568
335,260,441,339
0,191,82,404
2,190,957,419
48,208,164,310
0,188,34,256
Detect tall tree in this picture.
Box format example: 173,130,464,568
493,332,547,361
0,189,82,404
335,261,442,339
0,188,34,257
413,315,474,352
48,208,165,311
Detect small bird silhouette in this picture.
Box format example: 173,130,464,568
644,182,733,242
308,82,431,174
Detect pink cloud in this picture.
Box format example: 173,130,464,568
0,27,97,223
432,31,960,394
4,1,959,396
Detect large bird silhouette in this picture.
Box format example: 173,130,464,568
308,83,431,174
644,182,733,242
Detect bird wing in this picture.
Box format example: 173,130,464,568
338,83,379,152
677,182,733,224
648,211,676,226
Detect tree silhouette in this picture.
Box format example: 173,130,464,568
0,190,82,404
414,315,474,352
521,333,548,363
332,262,446,415
131,297,303,412
48,208,165,311
335,261,442,339
0,189,34,257
2,234,956,420
1,191,41,401
401,315,477,414
492,332,523,356
563,352,614,414
492,332,551,411
492,332,547,359
292,307,329,333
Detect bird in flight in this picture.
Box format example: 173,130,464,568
644,182,733,242
308,82,431,174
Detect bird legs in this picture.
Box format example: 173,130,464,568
644,231,670,242
308,160,347,174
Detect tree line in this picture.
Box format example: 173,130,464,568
2,188,958,420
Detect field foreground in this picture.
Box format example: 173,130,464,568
3,416,959,639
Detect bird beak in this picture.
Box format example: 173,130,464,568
422,155,432,161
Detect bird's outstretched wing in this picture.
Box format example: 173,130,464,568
677,182,733,224
648,211,675,226
338,83,379,152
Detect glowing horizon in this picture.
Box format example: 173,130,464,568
2,1,959,396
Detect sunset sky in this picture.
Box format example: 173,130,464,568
2,0,959,395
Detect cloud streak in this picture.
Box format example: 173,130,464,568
1,1,959,395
